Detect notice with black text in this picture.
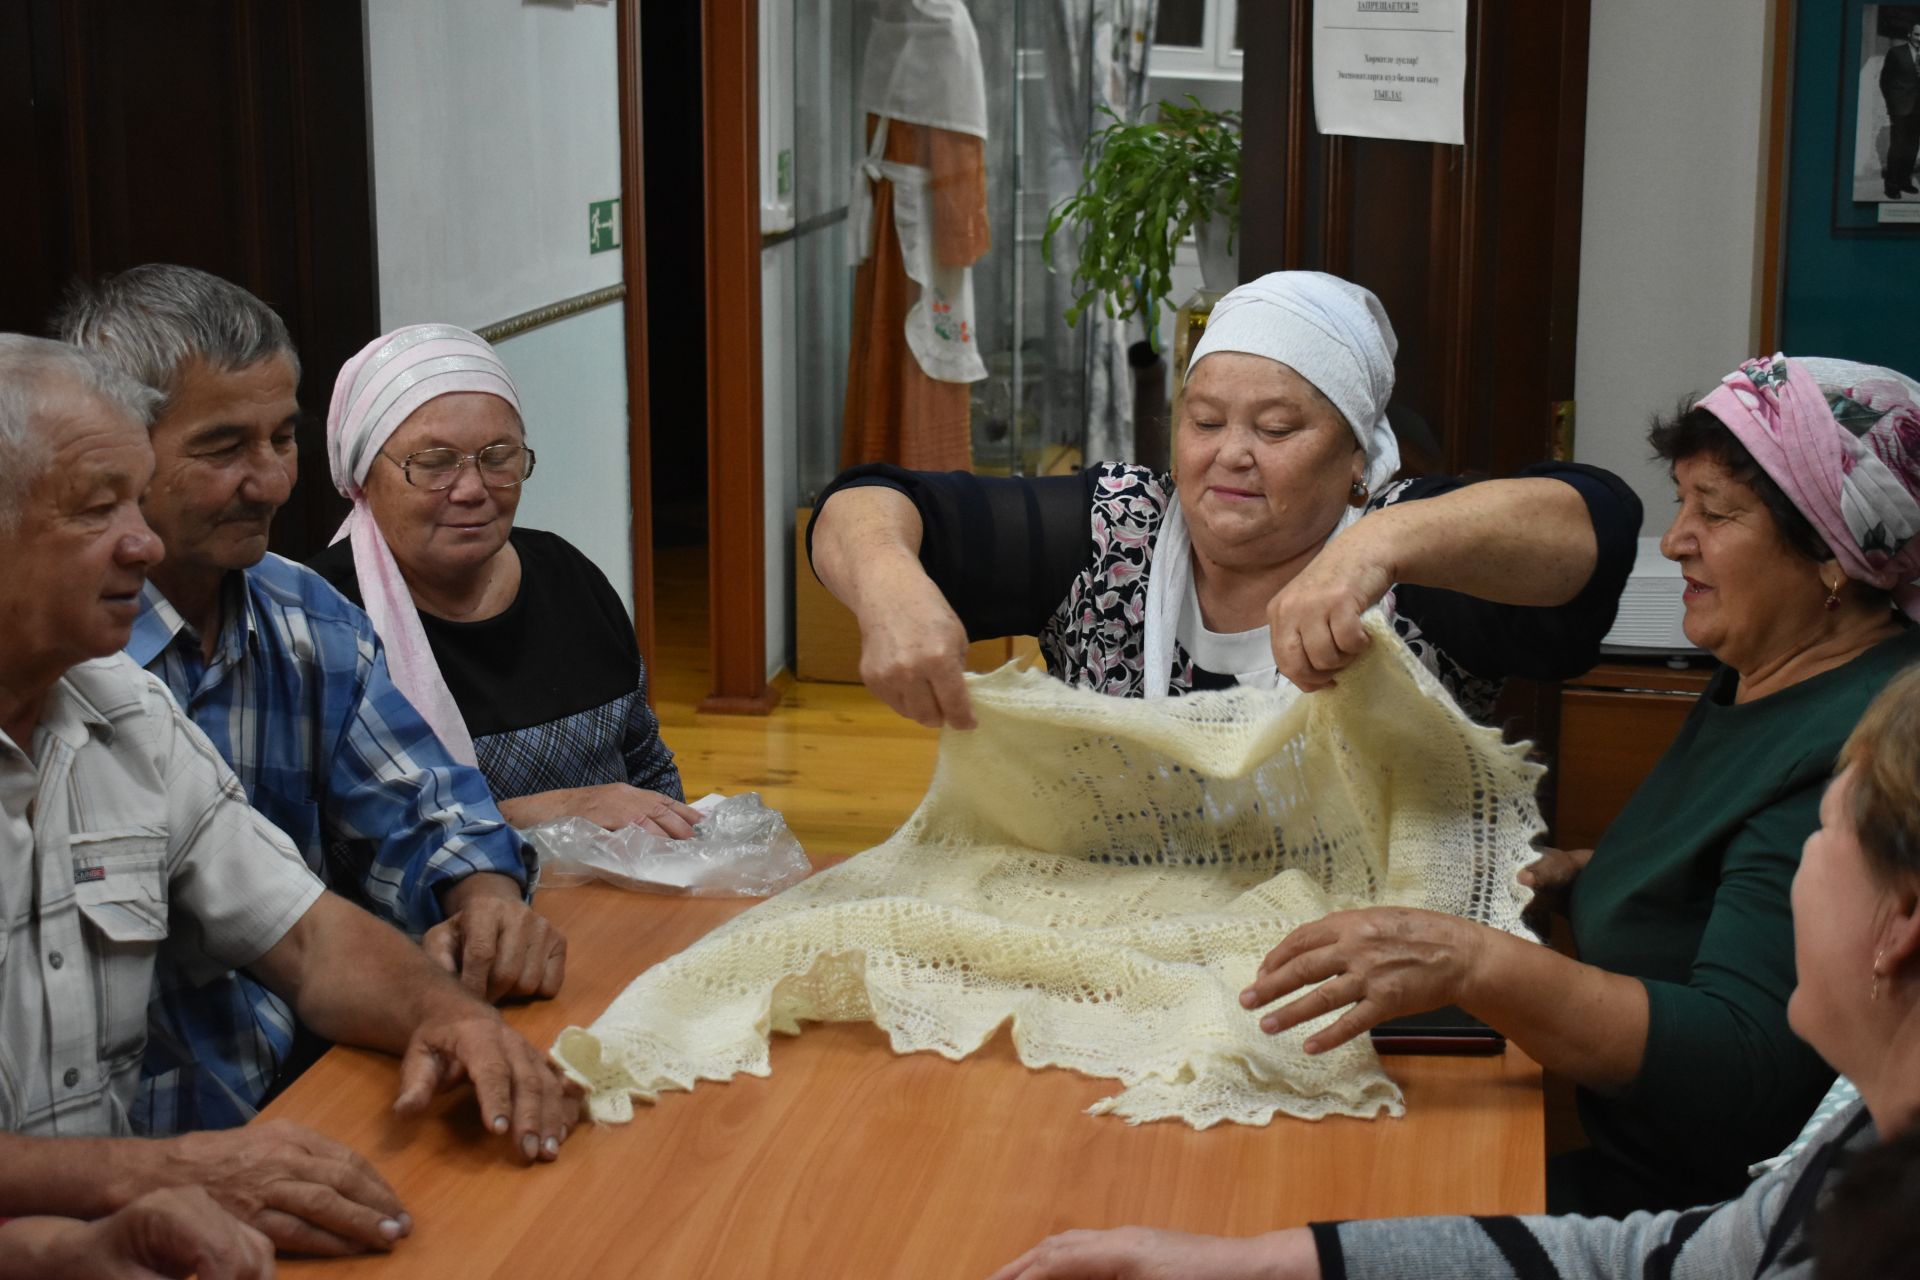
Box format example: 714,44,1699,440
1312,0,1467,145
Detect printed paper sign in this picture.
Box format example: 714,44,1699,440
1312,0,1468,145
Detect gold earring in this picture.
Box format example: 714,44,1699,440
1825,577,1843,612
1873,947,1886,1003
1349,480,1370,508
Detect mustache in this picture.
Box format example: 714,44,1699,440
217,503,279,525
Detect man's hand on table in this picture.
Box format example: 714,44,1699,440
429,872,568,1001
393,1001,582,1165
986,1226,1322,1280
0,1187,276,1280
131,1120,411,1257
246,892,580,1169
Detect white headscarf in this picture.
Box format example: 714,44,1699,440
857,0,989,138
325,324,522,765
1142,271,1403,696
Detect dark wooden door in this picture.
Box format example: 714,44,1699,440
3,0,378,559
1238,1,1594,824
1239,0,1590,477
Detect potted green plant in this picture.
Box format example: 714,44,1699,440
1042,96,1243,328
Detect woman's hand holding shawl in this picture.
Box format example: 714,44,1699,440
853,555,978,729
1265,522,1396,691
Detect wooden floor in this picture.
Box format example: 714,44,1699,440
650,544,940,862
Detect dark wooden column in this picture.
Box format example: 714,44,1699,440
699,0,777,713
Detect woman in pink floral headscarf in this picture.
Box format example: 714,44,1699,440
1694,355,1920,620
1219,355,1920,1220
1513,355,1920,1212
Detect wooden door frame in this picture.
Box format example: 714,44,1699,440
617,0,656,674
1755,0,1795,354
698,0,778,713
619,0,776,713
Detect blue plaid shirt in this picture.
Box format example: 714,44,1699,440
124,554,532,1134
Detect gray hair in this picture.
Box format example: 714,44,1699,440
53,264,301,411
0,334,161,533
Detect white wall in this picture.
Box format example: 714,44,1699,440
365,1,623,325
364,0,633,611
1574,0,1773,520
497,306,636,608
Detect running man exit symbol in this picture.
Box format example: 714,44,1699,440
588,199,621,253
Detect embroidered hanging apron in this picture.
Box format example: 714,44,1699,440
850,117,987,384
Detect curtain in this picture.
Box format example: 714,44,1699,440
1039,0,1157,466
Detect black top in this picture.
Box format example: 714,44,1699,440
309,527,682,802
807,460,1642,715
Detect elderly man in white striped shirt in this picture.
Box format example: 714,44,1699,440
0,334,575,1268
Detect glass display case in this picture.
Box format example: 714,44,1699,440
780,0,1101,501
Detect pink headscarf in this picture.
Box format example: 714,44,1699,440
325,325,522,765
1699,354,1920,622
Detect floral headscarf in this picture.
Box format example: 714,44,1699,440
1699,354,1920,620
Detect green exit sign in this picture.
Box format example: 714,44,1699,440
588,198,621,254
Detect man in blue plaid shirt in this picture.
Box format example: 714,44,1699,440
62,266,566,1135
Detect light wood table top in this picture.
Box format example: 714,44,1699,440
271,882,1543,1280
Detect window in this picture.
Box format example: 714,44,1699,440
1151,0,1243,79
1157,0,1206,49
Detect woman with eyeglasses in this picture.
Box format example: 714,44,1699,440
311,324,698,840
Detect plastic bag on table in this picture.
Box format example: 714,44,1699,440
523,792,811,897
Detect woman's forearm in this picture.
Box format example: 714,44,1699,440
1372,477,1597,607
1463,929,1649,1092
497,791,559,828
810,486,931,619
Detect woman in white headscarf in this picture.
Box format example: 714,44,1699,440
808,271,1641,728
310,324,700,841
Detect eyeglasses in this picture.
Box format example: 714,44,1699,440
382,444,537,490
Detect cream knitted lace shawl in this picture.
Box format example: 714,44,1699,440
552,619,1543,1128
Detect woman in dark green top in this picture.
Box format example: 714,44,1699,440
1231,356,1920,1215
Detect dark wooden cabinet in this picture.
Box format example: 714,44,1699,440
1555,660,1711,850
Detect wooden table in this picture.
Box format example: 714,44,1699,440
271,883,1543,1279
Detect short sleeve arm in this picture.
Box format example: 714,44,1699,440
318,624,534,935
152,682,326,981
1386,462,1643,681
1622,775,1837,1172
808,464,1097,641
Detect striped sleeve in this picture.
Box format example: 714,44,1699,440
1316,1107,1872,1280
322,615,532,933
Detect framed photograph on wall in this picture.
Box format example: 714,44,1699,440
1837,2,1920,227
